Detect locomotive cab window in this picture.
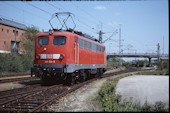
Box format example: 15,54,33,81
53,36,66,45
38,36,49,46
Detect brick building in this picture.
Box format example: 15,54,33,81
0,17,26,54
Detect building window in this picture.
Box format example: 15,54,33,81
7,29,9,33
2,28,3,32
16,31,18,36
13,30,18,36
11,41,20,54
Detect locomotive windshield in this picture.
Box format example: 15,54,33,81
38,36,48,46
53,36,66,45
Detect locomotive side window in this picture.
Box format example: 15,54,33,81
38,36,48,46
87,41,91,50
79,39,84,48
79,38,104,53
53,36,66,45
84,40,87,49
92,43,96,51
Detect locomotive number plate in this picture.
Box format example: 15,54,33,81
40,54,61,59
45,60,55,63
46,54,53,59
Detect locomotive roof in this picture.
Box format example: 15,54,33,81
53,29,99,42
37,30,104,46
38,30,104,46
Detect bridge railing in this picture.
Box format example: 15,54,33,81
107,53,169,57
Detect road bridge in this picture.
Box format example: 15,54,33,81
107,53,169,66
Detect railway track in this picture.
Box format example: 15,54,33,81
0,68,138,112
0,84,68,112
0,84,42,98
0,72,30,78
0,76,39,84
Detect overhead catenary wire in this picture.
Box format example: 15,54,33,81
45,2,62,11
5,2,50,21
45,1,97,34
70,1,102,25
48,2,97,31
3,2,117,38
26,2,52,16
28,2,98,38
69,1,121,44
2,2,46,29
70,1,120,32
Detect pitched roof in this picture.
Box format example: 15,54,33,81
0,17,26,30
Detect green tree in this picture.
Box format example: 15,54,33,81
21,26,39,71
107,57,124,68
22,26,39,54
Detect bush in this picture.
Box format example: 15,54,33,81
98,77,140,112
0,54,23,72
0,53,34,73
141,101,169,112
21,53,34,71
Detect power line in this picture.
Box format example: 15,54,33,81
70,1,102,24
45,2,62,11
26,2,51,15
45,2,96,34
1,2,44,29
53,1,97,32
70,1,119,32
21,2,49,20
102,29,118,43
54,2,70,12
3,2,49,22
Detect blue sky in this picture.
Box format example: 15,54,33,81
0,0,169,56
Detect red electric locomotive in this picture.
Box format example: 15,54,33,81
31,12,106,85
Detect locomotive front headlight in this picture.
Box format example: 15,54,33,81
59,54,64,60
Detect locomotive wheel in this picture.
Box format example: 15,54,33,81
98,69,103,78
41,76,51,85
86,70,91,80
41,74,61,85
94,69,102,78
64,73,76,86
79,70,87,82
69,73,76,85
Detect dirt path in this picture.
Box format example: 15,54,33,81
48,78,107,112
